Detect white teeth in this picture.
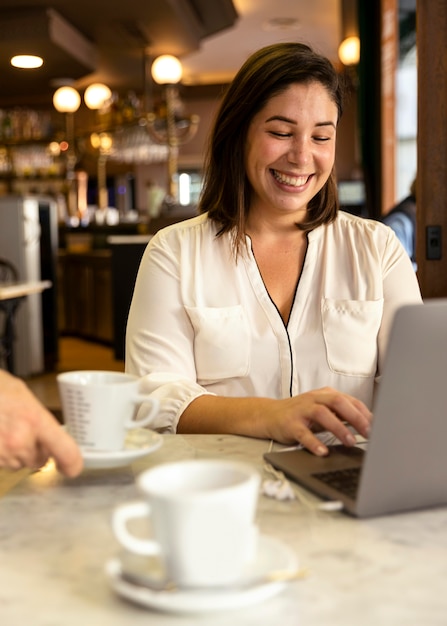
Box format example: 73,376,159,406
272,170,309,187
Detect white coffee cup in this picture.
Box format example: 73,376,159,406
112,459,261,587
57,370,159,451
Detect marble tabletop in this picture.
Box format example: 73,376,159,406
1,433,446,625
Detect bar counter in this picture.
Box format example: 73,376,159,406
1,433,446,625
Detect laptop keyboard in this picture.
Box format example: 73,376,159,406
312,467,360,499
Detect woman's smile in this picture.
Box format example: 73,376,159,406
270,169,313,189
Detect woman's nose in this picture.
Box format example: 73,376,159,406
287,138,309,165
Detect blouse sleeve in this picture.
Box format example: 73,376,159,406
125,230,212,433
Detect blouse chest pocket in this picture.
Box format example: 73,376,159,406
321,298,383,377
185,305,250,382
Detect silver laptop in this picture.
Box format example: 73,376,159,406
264,299,447,518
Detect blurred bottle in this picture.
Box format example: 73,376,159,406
2,111,12,140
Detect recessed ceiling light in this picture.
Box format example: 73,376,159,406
262,17,301,32
11,55,44,69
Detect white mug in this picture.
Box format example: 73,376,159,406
57,370,159,451
112,459,261,587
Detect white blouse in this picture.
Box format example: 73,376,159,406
125,211,422,433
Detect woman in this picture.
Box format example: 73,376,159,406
126,43,422,455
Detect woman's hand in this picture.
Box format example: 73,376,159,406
0,371,83,476
264,387,372,455
178,386,372,456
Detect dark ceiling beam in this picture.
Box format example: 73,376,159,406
170,0,238,37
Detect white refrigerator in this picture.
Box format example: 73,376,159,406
0,194,45,376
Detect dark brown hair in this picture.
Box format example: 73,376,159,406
198,42,346,254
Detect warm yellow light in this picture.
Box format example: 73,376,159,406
11,54,43,69
90,133,101,150
338,36,360,66
98,132,113,152
53,86,81,113
84,83,112,110
90,132,113,152
47,141,61,157
151,55,183,85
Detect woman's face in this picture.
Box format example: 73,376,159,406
244,81,338,222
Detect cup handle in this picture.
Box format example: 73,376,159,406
125,395,160,430
112,501,161,556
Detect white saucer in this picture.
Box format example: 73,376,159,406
105,534,298,614
81,429,163,470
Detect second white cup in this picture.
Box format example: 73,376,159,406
112,459,261,587
57,370,159,451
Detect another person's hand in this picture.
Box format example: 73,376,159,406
264,387,372,455
0,370,83,476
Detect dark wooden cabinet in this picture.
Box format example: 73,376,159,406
58,251,113,344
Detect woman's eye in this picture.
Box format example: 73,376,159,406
269,131,290,137
314,136,330,142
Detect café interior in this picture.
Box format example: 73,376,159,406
2,1,447,624
0,0,443,388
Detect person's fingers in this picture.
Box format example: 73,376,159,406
37,418,83,477
282,388,372,455
0,371,83,476
0,437,48,472
313,388,372,439
0,425,37,470
31,443,52,470
2,456,24,470
289,404,353,455
292,426,330,456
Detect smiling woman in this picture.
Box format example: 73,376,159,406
125,42,422,455
201,42,345,254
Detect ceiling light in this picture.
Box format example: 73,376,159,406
10,55,43,69
84,83,112,110
0,9,97,82
151,55,183,85
53,86,81,113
